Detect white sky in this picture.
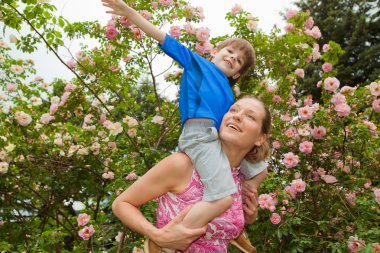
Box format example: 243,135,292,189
2,0,295,97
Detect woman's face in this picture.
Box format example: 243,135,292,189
219,98,267,150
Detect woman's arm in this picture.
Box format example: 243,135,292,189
112,152,206,249
101,0,166,44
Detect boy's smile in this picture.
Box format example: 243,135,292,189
211,46,245,79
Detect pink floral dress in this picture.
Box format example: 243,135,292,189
156,167,244,252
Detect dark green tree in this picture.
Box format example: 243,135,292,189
294,0,380,100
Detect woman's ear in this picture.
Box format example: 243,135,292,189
254,134,267,147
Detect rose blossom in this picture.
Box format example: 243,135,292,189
16,111,32,126
283,152,299,168
272,141,281,150
78,225,95,240
230,4,242,15
127,128,137,137
40,113,55,124
77,213,91,226
285,185,297,199
369,82,380,96
291,179,306,192
195,27,210,42
151,115,164,125
10,65,23,74
169,25,181,39
247,20,258,32
285,9,298,19
6,83,16,91
0,162,9,174
347,235,365,253
298,106,313,120
299,141,313,154
311,126,326,140
322,44,330,52
334,103,351,117
123,116,138,127
105,25,119,40
331,93,346,105
374,189,380,204
304,17,314,29
324,77,340,92
321,175,338,184
295,68,305,78
140,10,152,20
126,171,137,180
159,0,173,6
372,99,380,112
322,62,332,72
270,213,281,225
284,23,295,33
272,95,282,103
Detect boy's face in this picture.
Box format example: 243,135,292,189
211,45,245,79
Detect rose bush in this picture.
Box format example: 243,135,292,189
0,0,378,252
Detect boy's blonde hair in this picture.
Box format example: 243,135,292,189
214,38,256,85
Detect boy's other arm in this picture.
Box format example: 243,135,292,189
101,0,166,44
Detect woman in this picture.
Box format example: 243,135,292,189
112,96,271,252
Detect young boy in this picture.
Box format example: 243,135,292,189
102,0,267,249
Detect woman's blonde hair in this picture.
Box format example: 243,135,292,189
242,96,272,163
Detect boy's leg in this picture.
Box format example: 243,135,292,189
178,121,237,228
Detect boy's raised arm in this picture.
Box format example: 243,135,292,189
101,0,166,44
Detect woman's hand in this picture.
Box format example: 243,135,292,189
152,206,207,250
242,181,259,224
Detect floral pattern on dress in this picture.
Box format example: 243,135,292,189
156,167,244,252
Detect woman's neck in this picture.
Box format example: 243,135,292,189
221,143,249,168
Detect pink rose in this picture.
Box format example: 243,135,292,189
291,179,306,192
77,213,91,226
283,152,299,168
40,113,55,125
230,4,242,16
321,175,338,184
159,0,173,6
272,95,282,103
295,68,305,78
16,111,32,126
304,17,314,29
284,23,295,33
270,213,281,225
105,25,119,40
373,99,380,112
334,103,351,117
299,141,313,154
6,83,16,91
322,44,330,52
331,93,346,105
78,225,95,240
311,126,326,140
285,9,298,19
306,26,321,39
195,27,210,42
285,185,297,199
183,22,195,35
304,96,313,106
324,77,340,92
66,59,77,69
322,62,332,72
272,141,281,150
195,41,213,55
169,25,181,39
369,82,380,96
151,115,164,125
64,83,77,92
131,26,143,40
125,171,137,180
298,106,313,120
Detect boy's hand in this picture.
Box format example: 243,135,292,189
101,0,130,16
